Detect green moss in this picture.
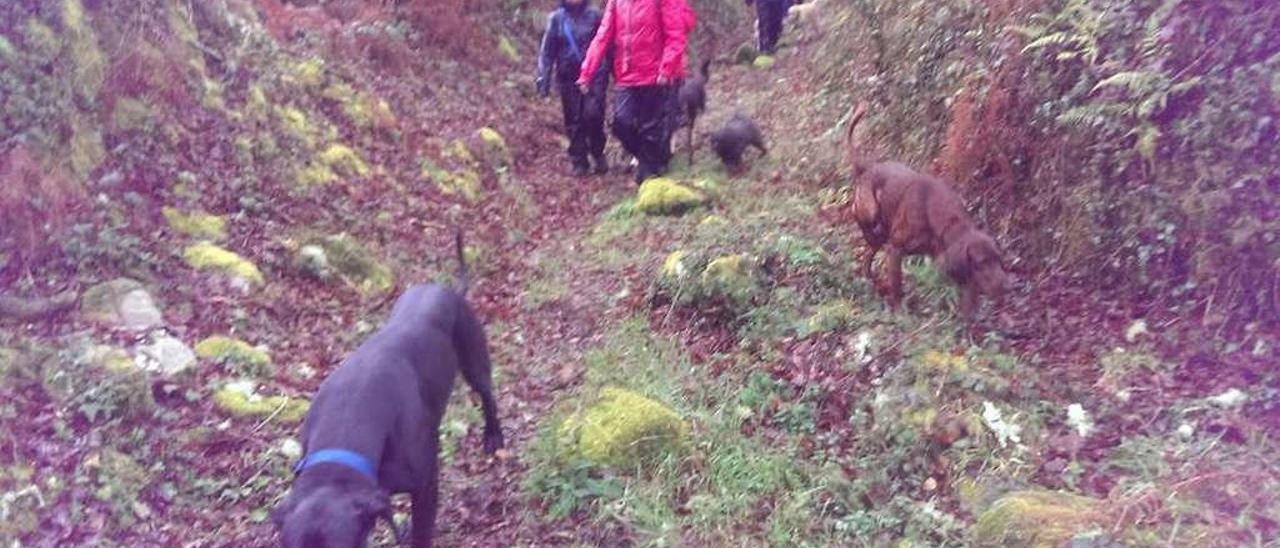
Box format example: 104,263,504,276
444,139,476,164
306,233,394,295
213,381,308,424
972,491,1106,547
477,127,511,166
0,36,15,61
62,0,105,101
701,254,756,299
195,336,272,377
753,55,777,70
245,84,270,120
162,207,227,241
430,165,482,203
698,214,729,229
636,177,706,215
558,387,689,468
109,98,154,134
318,144,370,178
292,58,326,89
68,121,105,180
497,35,520,62
182,242,264,285
800,300,860,337
661,250,689,280
296,163,337,187
23,19,61,63
43,343,155,422
276,106,315,149
233,136,254,166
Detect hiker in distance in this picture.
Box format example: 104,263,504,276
537,0,611,177
577,0,697,184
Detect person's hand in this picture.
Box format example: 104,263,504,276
578,82,589,94
656,75,671,86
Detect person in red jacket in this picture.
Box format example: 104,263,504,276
578,0,697,184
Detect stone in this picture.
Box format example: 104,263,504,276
81,278,164,331
134,333,195,376
557,387,689,468
636,178,706,215
972,490,1107,547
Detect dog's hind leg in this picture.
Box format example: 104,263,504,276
687,116,696,166
454,299,504,453
884,247,905,311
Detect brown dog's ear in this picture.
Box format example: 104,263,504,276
851,182,879,226
940,237,973,282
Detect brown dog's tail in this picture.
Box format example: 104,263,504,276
455,228,469,297
845,101,870,175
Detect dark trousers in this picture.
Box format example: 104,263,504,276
613,85,676,179
559,83,607,168
756,0,788,54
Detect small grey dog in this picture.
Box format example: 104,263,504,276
272,231,503,548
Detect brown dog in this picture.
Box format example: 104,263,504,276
845,103,1010,318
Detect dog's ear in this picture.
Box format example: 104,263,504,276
851,183,879,226
941,237,974,282
351,488,391,521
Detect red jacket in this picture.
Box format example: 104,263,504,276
577,0,697,88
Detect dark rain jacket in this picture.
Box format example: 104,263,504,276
537,2,608,95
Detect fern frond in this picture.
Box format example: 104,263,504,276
1022,32,1074,54
1092,71,1165,94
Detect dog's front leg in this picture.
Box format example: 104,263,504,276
956,284,979,320
860,244,879,285
410,456,440,548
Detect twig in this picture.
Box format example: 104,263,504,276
250,398,289,433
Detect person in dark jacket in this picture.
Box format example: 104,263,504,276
747,0,791,55
538,0,610,177
578,0,697,184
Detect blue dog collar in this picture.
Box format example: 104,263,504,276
294,449,377,481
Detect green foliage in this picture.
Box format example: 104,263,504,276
194,336,272,378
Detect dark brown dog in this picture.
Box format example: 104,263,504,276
845,103,1010,318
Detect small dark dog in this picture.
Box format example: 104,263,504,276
710,112,767,170
845,102,1010,319
273,231,504,548
677,58,712,165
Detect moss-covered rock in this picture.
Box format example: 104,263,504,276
800,300,860,337
182,242,264,285
296,163,338,187
752,55,777,70
558,387,689,468
276,106,316,149
318,144,371,178
636,178,706,215
245,84,270,121
162,207,227,241
213,380,309,424
476,127,511,167
701,254,758,301
972,490,1107,547
301,234,394,295
428,164,482,203
661,250,689,280
698,214,729,229
195,336,272,377
498,35,520,62
81,278,165,331
292,58,326,89
43,342,155,421
134,333,196,376
109,98,155,134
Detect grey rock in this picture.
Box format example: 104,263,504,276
134,332,195,376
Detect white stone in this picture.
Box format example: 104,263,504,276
134,333,195,376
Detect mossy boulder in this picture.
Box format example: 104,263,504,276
296,163,338,187
213,380,309,424
558,387,689,468
425,159,482,203
182,242,264,286
195,336,272,377
109,98,155,134
476,127,511,167
292,58,327,89
636,178,706,215
318,144,370,178
43,342,155,422
752,55,777,70
497,35,520,62
162,207,227,241
972,490,1108,547
700,254,758,302
800,300,860,337
661,250,689,280
299,234,394,295
81,278,165,331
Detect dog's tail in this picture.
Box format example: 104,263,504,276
454,228,469,297
845,101,871,175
